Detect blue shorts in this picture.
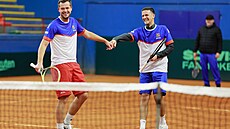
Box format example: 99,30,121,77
139,72,167,96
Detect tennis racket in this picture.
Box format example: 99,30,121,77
30,63,61,82
191,59,200,79
140,38,166,72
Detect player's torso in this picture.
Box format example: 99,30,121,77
137,25,168,73
50,18,78,65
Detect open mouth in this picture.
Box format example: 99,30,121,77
144,19,149,23
62,12,69,17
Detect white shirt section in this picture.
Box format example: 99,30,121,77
50,33,77,66
138,40,168,73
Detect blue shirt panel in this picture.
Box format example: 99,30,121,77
131,25,173,43
44,17,85,40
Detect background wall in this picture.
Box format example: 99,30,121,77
16,0,230,39
17,0,85,18
84,0,230,39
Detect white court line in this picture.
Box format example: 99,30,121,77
0,122,81,129
0,98,52,104
171,105,230,112
184,106,230,112
0,122,55,128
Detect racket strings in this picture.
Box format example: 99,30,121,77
41,67,61,82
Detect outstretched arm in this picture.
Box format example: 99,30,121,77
112,33,133,42
110,33,133,48
82,29,113,50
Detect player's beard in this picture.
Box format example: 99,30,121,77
61,11,70,21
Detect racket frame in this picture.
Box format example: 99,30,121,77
30,63,61,82
192,58,200,79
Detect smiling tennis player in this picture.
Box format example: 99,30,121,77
110,7,174,129
32,0,113,129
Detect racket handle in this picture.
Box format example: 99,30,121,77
30,63,36,68
140,62,148,72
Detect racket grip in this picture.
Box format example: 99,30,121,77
140,62,148,72
30,63,36,68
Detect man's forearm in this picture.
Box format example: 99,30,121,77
194,33,200,52
83,30,107,43
217,33,222,53
156,43,174,58
37,39,49,65
112,33,133,42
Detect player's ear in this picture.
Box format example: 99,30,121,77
152,13,155,19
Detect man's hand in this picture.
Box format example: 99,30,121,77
105,40,114,50
215,52,220,58
110,39,117,48
150,55,158,62
35,63,43,73
193,52,197,59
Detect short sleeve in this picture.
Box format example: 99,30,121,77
43,22,56,42
76,20,85,36
130,28,141,42
163,26,174,45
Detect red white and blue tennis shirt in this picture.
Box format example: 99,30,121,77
43,17,85,66
130,25,174,73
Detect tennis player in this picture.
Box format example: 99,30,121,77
32,0,113,129
110,7,174,129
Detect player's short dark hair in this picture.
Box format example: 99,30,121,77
142,7,155,14
58,0,72,6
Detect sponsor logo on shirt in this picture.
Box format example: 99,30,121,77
156,33,161,39
72,25,76,32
